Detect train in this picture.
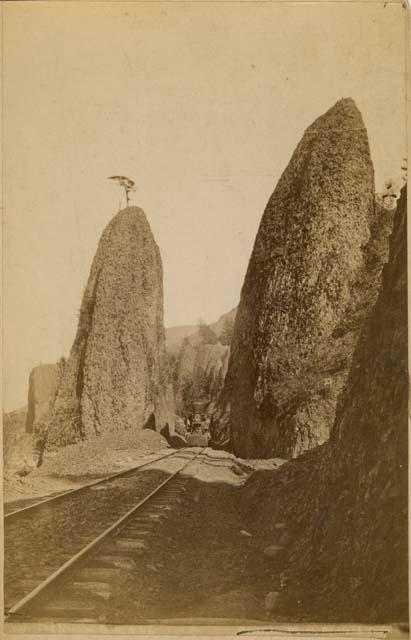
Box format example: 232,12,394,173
185,400,210,447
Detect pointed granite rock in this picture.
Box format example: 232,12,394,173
45,207,173,449
211,98,393,458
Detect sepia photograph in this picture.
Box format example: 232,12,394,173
2,0,409,637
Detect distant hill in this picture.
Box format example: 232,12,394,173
165,324,199,356
165,307,237,356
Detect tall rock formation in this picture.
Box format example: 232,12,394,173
211,98,393,458
45,207,173,449
3,362,61,474
243,188,407,622
25,363,61,434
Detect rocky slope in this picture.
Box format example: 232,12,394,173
3,407,29,473
3,362,63,474
165,324,199,357
44,207,173,449
211,307,237,344
211,98,394,458
165,307,237,356
168,308,237,415
242,188,407,622
175,340,230,414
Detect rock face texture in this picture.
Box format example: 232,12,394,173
25,364,61,434
175,339,230,413
45,207,173,449
211,98,393,458
242,188,408,622
166,308,237,415
211,307,237,345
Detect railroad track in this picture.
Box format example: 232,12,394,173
5,447,204,621
4,448,179,518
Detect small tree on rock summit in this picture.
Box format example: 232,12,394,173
108,176,136,207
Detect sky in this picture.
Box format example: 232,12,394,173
3,1,407,411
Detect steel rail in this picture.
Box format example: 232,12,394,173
4,447,184,519
5,447,205,618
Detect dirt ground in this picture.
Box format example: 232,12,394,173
2,431,283,507
3,429,171,505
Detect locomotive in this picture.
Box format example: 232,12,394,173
185,400,210,447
